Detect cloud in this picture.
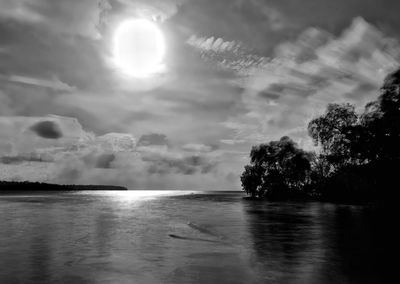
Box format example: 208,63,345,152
244,0,289,31
81,152,116,169
258,90,280,101
187,35,241,54
95,153,116,168
29,120,63,139
187,34,267,75
1,153,54,165
115,0,187,22
96,133,137,152
0,115,228,189
220,17,400,148
0,0,109,38
0,115,86,155
139,145,219,175
50,138,221,187
182,143,214,153
0,115,135,183
3,75,75,92
0,0,44,23
137,133,168,146
8,2,397,191
0,22,115,95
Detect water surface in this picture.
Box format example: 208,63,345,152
0,191,389,283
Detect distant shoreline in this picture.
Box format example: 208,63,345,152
0,181,128,191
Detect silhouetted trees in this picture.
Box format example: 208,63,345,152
241,136,312,199
242,68,400,202
361,69,400,162
0,181,127,191
308,103,359,169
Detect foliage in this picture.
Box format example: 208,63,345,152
361,69,400,162
241,165,263,198
308,103,359,169
242,68,400,202
241,136,311,199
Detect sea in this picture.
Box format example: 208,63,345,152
0,191,390,283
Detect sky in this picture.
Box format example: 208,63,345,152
1,0,400,190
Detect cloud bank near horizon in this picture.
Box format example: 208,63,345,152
0,115,229,189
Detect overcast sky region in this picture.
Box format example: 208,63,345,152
1,0,400,190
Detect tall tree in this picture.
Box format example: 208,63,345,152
241,136,311,199
361,69,400,161
308,103,359,170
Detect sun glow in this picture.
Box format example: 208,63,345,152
113,19,165,78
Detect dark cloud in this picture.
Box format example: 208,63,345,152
95,153,116,168
267,84,285,94
142,152,218,175
307,75,331,89
137,133,169,146
147,157,216,175
0,20,114,92
258,91,280,100
1,154,54,164
81,152,116,169
345,83,378,99
29,120,63,139
266,83,316,98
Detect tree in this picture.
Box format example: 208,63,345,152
240,165,263,198
361,69,400,162
308,103,359,170
241,136,312,199
242,67,400,202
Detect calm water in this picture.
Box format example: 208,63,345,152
0,191,390,283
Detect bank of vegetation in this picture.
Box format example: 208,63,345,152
241,68,400,203
0,181,127,191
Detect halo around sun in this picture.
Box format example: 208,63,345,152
113,19,165,78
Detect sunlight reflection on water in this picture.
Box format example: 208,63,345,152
71,190,194,199
0,191,389,283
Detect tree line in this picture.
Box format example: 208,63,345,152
241,68,400,202
0,181,127,191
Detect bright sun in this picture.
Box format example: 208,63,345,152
113,19,165,78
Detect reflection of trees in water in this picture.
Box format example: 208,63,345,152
244,201,390,283
320,206,390,284
243,201,320,282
